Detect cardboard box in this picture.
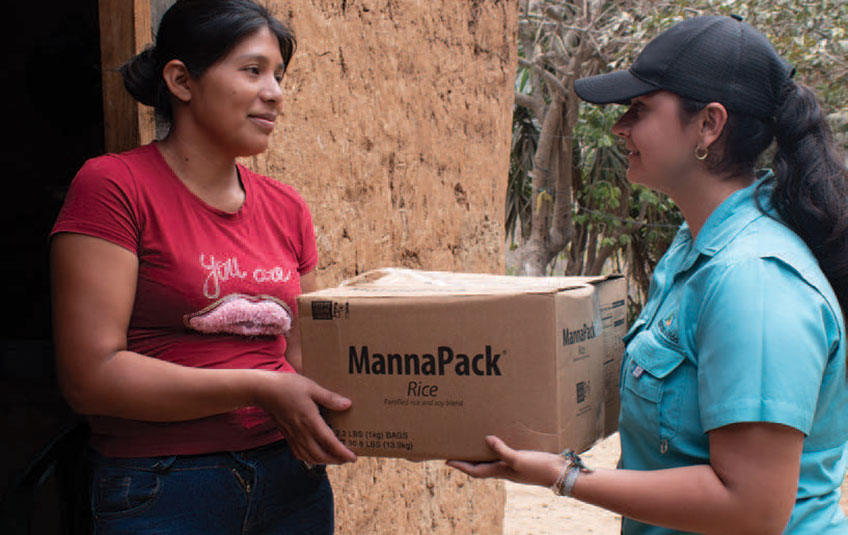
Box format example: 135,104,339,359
298,269,626,461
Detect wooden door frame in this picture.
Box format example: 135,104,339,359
98,0,155,153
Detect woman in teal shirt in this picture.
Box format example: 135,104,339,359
449,15,848,534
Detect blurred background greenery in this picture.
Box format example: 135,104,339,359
507,0,848,320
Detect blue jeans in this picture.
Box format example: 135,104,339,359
89,440,334,535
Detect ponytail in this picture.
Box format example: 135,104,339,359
768,81,848,325
681,82,848,341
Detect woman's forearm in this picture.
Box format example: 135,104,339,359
525,456,756,534
58,339,356,465
449,427,799,535
572,464,786,534
60,348,278,422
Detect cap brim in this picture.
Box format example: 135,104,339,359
574,70,658,105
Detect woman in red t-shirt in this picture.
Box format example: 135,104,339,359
50,1,355,533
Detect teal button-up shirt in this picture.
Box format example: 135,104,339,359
619,172,848,534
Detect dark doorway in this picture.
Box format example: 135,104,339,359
1,1,104,532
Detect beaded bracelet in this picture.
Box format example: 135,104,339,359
550,448,592,497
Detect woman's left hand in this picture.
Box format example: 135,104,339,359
446,435,565,488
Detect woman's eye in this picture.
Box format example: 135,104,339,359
274,73,284,84
245,66,260,75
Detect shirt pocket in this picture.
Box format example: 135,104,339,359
621,328,689,451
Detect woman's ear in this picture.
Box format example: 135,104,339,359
700,102,728,149
162,59,192,104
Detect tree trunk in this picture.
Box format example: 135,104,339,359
515,96,563,275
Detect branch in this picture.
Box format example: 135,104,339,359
820,48,848,69
528,98,564,246
518,57,569,98
514,92,545,121
586,179,645,275
588,241,616,275
550,88,579,252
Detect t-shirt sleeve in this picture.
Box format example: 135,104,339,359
695,257,839,435
296,196,318,275
51,156,141,254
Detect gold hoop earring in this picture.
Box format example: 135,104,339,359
695,145,709,161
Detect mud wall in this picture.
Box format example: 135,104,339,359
245,1,517,533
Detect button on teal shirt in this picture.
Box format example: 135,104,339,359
619,173,848,535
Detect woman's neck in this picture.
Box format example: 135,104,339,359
157,134,238,185
156,133,245,212
670,169,755,240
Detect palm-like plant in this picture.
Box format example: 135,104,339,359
506,74,539,245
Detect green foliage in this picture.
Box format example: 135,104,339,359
506,103,538,243
509,0,847,315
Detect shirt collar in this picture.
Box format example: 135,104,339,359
692,170,775,256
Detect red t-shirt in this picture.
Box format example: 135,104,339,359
51,143,318,457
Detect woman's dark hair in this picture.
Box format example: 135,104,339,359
680,84,848,332
120,0,296,123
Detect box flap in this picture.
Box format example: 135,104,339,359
306,267,601,297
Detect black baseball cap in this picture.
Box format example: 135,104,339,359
574,15,795,119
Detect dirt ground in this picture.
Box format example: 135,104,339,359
504,433,848,534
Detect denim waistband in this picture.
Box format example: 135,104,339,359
88,439,290,472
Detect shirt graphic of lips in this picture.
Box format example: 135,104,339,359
183,293,293,336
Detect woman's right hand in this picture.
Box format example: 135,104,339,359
447,435,564,487
254,371,357,465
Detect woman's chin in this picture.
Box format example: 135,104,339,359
235,140,272,158
624,168,640,185
624,168,657,190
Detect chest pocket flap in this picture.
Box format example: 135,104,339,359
625,329,687,402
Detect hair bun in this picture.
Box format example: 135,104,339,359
120,46,160,107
